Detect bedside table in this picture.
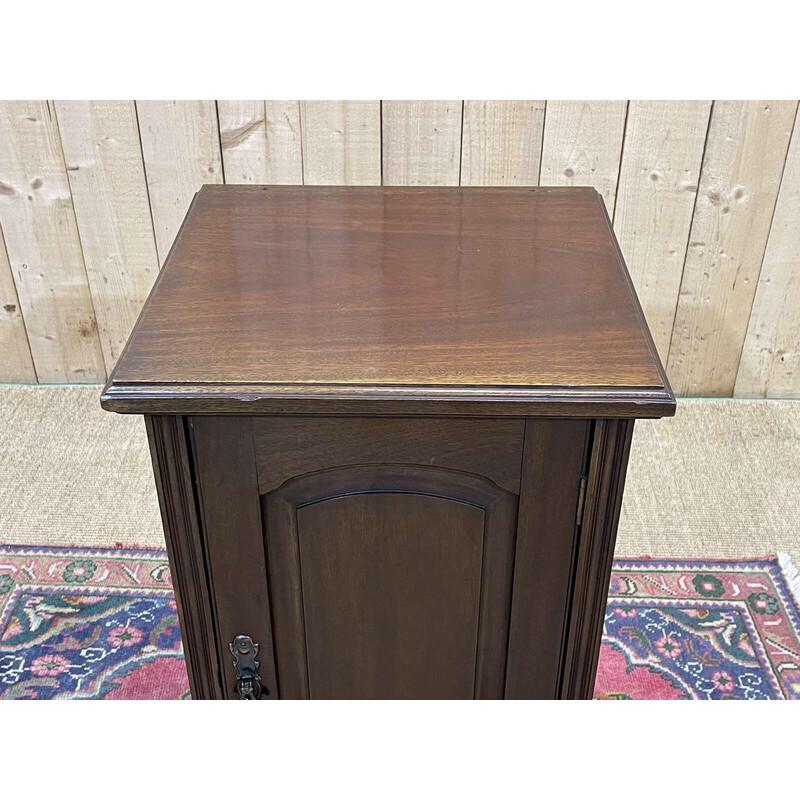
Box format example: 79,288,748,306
102,185,675,699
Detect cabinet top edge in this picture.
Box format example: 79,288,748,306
100,381,677,418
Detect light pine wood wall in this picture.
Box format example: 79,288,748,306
0,100,798,397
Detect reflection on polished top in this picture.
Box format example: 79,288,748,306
104,185,674,417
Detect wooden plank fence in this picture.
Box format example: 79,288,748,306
0,100,798,396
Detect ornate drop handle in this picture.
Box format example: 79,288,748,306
229,634,263,699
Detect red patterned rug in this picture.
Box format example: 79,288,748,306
597,557,800,699
2,545,799,699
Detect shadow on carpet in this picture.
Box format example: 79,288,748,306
1,545,799,700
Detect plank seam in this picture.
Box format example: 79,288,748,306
536,101,548,186
50,100,106,380
733,101,800,397
458,100,465,187
133,101,163,268
0,221,36,381
214,101,227,184
611,101,630,226
298,102,307,186
663,100,715,377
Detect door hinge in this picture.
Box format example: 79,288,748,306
576,475,588,527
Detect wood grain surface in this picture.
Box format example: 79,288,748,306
263,464,518,699
135,101,223,265
4,99,800,397
539,101,627,216
0,100,106,382
300,101,381,186
217,100,303,185
0,225,34,381
56,100,160,372
461,101,545,186
613,100,712,361
736,112,800,398
668,101,797,395
382,101,463,186
252,417,525,494
103,185,673,417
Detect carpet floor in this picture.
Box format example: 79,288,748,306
1,387,798,565
2,545,799,700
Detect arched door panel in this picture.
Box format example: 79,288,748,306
264,465,517,699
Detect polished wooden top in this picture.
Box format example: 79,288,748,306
103,185,674,417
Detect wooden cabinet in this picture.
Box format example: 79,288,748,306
104,186,674,699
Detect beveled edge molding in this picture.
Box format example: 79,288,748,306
102,381,676,418
595,191,675,403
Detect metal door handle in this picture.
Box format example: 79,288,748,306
229,634,263,699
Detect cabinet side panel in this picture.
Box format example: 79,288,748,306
560,418,634,699
505,419,590,699
145,415,222,699
190,416,278,699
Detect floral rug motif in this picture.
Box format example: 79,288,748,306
596,557,800,700
0,545,188,699
2,546,799,699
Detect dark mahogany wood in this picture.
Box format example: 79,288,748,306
190,416,278,700
264,465,517,699
252,416,524,494
101,185,674,418
144,415,221,699
560,419,635,699
110,186,675,700
504,420,591,699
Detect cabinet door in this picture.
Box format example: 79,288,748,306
187,416,591,700
265,465,517,699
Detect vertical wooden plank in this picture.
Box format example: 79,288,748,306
299,101,380,185
55,100,160,372
460,100,545,186
217,100,267,183
613,100,712,360
382,101,463,185
505,420,589,699
146,415,223,699
539,101,628,216
0,225,36,381
667,101,797,396
191,416,278,699
217,100,303,185
0,100,105,383
560,419,634,700
736,113,800,398
136,100,223,265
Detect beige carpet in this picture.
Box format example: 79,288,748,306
0,386,162,549
1,386,798,565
